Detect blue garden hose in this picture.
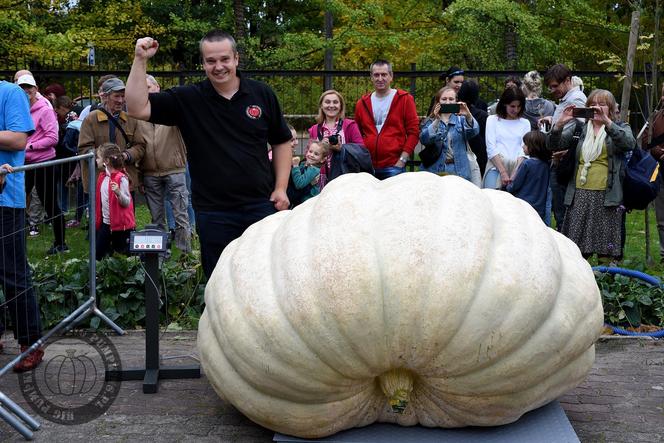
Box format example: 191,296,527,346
593,266,664,337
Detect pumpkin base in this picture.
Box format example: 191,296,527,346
378,368,414,414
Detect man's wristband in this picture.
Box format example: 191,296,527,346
399,156,408,163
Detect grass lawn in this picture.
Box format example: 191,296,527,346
27,200,196,263
622,208,663,275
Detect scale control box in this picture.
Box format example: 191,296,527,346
129,229,170,253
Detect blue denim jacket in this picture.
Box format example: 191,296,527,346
419,114,479,181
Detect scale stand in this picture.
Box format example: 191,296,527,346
105,226,200,393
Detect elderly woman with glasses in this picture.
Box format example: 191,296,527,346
549,89,635,262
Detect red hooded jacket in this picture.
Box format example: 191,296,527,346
354,89,420,169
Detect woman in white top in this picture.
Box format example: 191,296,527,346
483,87,532,189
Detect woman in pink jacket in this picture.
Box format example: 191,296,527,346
17,74,67,254
307,89,365,190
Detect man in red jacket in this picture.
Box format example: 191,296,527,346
354,60,420,180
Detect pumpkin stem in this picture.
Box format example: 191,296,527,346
378,368,414,414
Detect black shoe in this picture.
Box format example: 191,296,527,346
47,243,70,255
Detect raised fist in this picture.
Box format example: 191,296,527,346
135,37,159,59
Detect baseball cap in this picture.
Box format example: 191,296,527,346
100,78,125,94
16,75,37,87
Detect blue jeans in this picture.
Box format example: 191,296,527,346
0,208,42,346
544,183,552,227
550,168,566,231
196,200,276,279
374,166,405,180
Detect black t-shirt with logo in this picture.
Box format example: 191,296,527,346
148,73,291,211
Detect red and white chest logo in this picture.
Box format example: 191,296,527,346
246,105,262,119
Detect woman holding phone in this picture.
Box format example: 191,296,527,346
549,89,635,261
419,86,480,185
483,86,531,189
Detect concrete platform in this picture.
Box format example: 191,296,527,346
1,332,663,443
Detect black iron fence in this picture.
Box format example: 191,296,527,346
1,65,657,133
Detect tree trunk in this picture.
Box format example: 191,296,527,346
234,0,246,68
504,26,518,70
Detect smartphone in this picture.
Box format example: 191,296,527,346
539,121,551,133
572,107,595,119
439,103,461,114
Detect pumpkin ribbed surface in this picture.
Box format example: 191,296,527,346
198,172,603,438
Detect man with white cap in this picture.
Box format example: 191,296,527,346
78,77,145,197
13,71,49,235
16,72,67,254
13,70,52,110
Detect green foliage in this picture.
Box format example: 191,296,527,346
1,0,661,75
30,253,205,331
595,271,664,328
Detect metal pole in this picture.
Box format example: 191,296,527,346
324,5,333,91
644,2,661,266
0,392,40,431
143,254,160,392
620,10,640,123
0,404,34,440
89,75,94,107
410,63,417,98
88,153,97,296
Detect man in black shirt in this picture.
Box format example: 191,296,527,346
126,30,293,278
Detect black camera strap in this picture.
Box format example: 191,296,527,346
317,119,344,141
97,107,132,149
567,120,584,150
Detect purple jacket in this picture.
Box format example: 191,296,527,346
26,96,58,164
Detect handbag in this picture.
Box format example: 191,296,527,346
461,125,482,187
419,118,442,168
419,142,442,168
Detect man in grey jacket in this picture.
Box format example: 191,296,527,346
541,64,587,230
137,74,191,253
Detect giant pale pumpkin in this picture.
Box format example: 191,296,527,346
198,172,603,438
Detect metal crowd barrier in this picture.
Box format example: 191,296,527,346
0,152,124,440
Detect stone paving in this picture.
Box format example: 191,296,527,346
0,331,662,443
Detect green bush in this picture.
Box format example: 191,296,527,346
595,271,664,328
30,253,205,331
28,246,664,332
